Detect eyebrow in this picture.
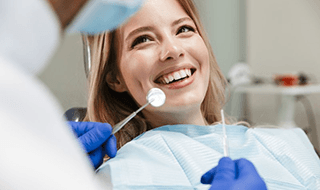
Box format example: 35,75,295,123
171,17,192,27
125,17,193,42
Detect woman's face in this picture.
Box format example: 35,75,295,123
115,0,210,123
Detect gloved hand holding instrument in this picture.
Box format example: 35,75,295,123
68,88,166,169
201,110,267,190
68,121,117,169
201,157,267,190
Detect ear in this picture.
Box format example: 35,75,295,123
106,73,127,93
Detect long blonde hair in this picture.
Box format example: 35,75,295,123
84,0,229,148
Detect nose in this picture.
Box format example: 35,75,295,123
159,37,184,62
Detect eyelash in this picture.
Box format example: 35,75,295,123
130,25,196,49
177,25,195,34
131,35,152,49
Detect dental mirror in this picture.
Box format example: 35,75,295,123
112,88,166,134
146,87,166,107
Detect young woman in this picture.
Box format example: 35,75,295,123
83,0,320,189
84,0,227,148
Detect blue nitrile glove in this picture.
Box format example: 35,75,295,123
201,157,267,190
68,121,117,169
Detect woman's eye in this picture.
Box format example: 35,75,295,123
131,36,151,48
177,25,195,35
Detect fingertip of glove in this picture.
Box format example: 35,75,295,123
109,151,117,158
110,134,117,142
103,123,112,129
96,123,113,134
106,135,117,158
200,174,210,184
201,166,216,184
235,158,253,168
235,158,258,175
89,147,103,169
218,157,233,165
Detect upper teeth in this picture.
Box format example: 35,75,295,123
159,69,192,84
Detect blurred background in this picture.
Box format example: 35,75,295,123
38,0,320,150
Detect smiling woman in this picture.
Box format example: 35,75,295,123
84,0,227,147
82,0,320,189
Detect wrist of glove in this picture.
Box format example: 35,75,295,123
201,157,267,190
68,121,117,169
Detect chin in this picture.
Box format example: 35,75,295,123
163,98,203,112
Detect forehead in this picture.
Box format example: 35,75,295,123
121,0,189,37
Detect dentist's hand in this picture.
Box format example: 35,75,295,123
68,121,117,169
201,157,267,190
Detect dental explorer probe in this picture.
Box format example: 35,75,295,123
112,88,166,134
221,109,229,157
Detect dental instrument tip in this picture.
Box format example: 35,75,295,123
147,88,166,107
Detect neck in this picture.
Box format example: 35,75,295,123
143,108,207,128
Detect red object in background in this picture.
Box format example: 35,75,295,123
274,75,299,86
282,76,298,86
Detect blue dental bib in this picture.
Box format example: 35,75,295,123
96,124,320,189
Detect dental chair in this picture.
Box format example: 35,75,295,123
64,35,90,122
64,107,87,122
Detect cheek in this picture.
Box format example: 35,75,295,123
189,37,210,86
184,36,209,66
119,51,156,104
195,38,209,66
120,53,149,82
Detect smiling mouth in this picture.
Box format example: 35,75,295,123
154,68,196,84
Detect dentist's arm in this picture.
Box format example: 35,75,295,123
47,0,88,30
68,121,117,169
201,157,267,190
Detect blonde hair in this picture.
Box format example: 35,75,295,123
84,0,230,148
